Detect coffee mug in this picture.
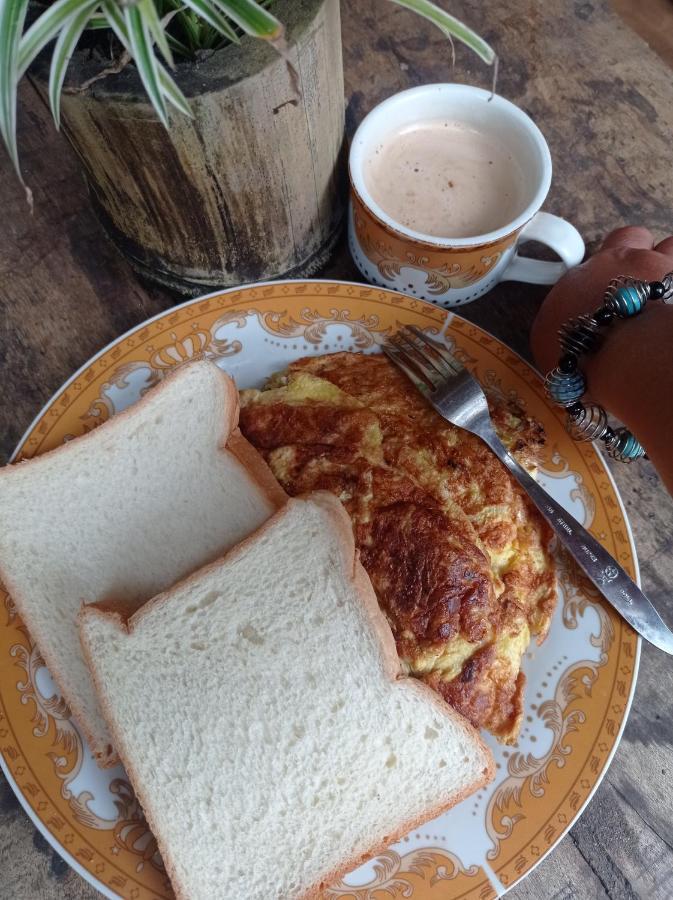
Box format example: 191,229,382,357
348,83,585,308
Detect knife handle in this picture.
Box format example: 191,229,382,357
482,432,673,654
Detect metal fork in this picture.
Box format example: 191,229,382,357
384,325,673,655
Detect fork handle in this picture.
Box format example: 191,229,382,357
481,431,673,654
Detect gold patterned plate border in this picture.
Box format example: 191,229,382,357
0,281,639,900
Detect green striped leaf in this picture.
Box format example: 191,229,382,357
18,0,95,78
124,1,168,126
100,0,129,50
101,0,192,117
139,0,174,68
216,0,281,39
0,0,30,176
390,0,495,65
181,0,239,44
85,15,108,30
158,62,193,117
165,31,193,59
48,0,99,129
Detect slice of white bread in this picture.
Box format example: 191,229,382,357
0,360,285,767
79,493,494,899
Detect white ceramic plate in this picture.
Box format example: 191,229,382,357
0,280,639,900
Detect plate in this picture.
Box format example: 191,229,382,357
0,280,640,899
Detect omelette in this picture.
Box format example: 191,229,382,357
239,352,556,743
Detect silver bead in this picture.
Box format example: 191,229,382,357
566,403,609,442
604,276,649,317
662,273,673,303
558,313,601,356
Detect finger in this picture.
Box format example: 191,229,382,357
601,226,654,251
653,236,673,259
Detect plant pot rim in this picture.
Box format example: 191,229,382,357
29,0,326,101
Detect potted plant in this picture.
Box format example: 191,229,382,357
0,0,494,294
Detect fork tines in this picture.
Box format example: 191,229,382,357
384,325,463,392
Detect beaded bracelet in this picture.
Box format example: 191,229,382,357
544,272,673,462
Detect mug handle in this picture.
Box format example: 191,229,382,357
501,212,585,285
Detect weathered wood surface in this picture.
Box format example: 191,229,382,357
1,1,673,897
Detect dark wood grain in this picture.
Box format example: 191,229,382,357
1,1,673,898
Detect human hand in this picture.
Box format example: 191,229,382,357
531,226,673,375
530,226,673,493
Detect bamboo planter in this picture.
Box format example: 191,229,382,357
30,0,345,295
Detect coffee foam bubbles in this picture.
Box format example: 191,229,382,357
363,118,528,240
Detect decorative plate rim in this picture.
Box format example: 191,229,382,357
497,452,641,894
1,278,641,900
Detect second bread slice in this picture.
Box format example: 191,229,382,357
80,492,494,899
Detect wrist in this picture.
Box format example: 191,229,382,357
583,302,672,421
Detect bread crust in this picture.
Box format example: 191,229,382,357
0,563,123,767
301,766,492,900
79,606,192,899
79,492,494,898
226,429,287,509
0,359,237,483
0,360,280,768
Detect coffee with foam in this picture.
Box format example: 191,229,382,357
363,118,528,240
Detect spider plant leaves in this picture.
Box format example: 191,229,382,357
180,0,239,45
18,0,95,78
48,0,99,129
157,62,193,117
124,0,168,126
165,31,193,59
391,0,495,65
140,0,174,68
0,0,29,177
103,0,192,120
217,0,282,40
100,0,129,50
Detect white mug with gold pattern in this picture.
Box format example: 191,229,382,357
348,84,585,308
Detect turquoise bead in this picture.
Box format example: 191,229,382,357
545,368,586,407
609,428,646,462
613,284,646,317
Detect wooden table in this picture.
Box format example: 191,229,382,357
1,1,673,897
